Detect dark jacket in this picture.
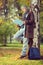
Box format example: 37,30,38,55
23,11,35,39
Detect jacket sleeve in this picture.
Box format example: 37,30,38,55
25,12,35,25
29,12,34,23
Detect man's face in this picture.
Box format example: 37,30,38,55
21,8,27,13
31,4,34,9
30,4,34,11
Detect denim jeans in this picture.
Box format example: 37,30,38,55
12,27,28,56
21,37,28,56
12,27,25,41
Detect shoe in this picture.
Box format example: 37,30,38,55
19,55,26,59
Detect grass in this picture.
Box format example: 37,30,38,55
0,42,43,48
0,43,22,50
0,59,43,65
0,43,43,65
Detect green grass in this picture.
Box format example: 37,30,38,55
0,43,22,49
0,43,43,50
0,43,43,65
0,60,43,65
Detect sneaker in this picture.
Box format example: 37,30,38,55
19,55,27,59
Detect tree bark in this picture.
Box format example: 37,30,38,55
10,33,12,43
31,0,40,50
3,34,7,46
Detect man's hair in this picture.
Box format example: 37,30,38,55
21,5,29,10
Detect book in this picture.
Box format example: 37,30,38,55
11,18,23,26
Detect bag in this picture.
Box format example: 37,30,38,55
28,47,40,59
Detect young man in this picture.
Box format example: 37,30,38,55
10,18,28,58
21,5,35,56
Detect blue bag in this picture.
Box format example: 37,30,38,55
29,47,40,59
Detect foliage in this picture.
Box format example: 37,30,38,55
17,0,30,6
40,12,43,35
0,19,18,35
0,0,43,44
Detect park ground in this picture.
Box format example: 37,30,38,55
0,43,43,65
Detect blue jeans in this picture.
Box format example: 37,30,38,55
21,37,28,56
12,27,28,56
12,28,25,41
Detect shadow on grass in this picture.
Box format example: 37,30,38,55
28,56,43,60
40,56,43,60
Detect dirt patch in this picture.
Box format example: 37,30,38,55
0,48,21,57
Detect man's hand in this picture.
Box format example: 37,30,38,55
23,21,26,25
23,20,28,25
17,25,21,28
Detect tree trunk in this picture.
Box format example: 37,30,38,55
3,34,7,46
10,33,12,43
31,0,40,50
4,0,8,20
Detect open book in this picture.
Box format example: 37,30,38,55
11,18,23,26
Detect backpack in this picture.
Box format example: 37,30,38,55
28,47,40,59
